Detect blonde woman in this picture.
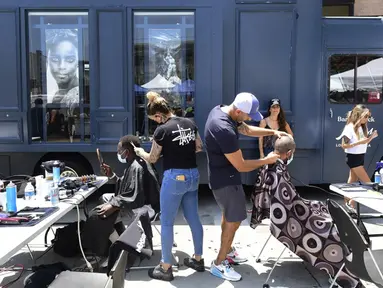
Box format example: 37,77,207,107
336,104,378,208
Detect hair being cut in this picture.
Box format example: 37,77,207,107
345,104,369,139
146,91,171,116
274,135,296,154
119,135,141,154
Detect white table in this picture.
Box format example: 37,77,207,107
329,184,383,214
329,183,383,237
0,176,108,266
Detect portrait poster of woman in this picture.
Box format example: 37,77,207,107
45,28,80,106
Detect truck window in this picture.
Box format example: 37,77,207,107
329,54,383,104
28,11,90,143
133,12,195,141
323,0,383,17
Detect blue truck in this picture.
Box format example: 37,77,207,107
0,0,381,186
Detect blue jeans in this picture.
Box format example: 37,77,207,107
160,168,203,264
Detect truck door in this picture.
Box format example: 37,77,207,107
323,54,383,183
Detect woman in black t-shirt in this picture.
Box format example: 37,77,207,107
133,91,204,281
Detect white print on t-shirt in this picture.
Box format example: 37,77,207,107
172,124,196,146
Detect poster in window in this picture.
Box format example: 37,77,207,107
143,28,182,108
45,29,80,105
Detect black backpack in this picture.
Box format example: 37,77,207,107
52,221,85,257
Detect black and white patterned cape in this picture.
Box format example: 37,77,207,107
250,161,360,288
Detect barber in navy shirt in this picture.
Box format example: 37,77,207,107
205,92,289,282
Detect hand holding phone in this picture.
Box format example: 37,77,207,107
96,148,104,165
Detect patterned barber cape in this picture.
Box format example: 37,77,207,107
250,161,360,288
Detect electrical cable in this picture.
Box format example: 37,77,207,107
61,197,93,272
290,175,344,198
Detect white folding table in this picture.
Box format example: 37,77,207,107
329,183,383,237
0,176,108,266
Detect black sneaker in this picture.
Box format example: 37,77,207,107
184,257,205,272
148,264,174,281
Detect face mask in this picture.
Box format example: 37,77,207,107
287,153,294,165
117,153,126,164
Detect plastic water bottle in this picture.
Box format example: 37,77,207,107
24,182,35,201
53,162,61,185
6,181,17,213
375,171,381,184
50,183,59,206
380,168,383,185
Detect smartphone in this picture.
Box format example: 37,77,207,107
96,148,104,165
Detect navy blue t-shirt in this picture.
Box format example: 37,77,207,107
204,105,241,190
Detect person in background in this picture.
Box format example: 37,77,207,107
204,92,289,282
99,135,160,234
259,98,293,159
133,91,204,281
336,104,378,209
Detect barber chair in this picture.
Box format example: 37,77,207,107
327,199,383,288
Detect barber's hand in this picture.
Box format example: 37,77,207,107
264,151,280,165
97,203,119,218
133,147,146,157
273,131,290,138
101,163,113,177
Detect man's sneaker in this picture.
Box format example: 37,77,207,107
148,264,174,281
226,247,248,264
184,257,205,272
210,259,242,282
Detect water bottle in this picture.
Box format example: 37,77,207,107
380,168,383,185
24,182,35,201
375,171,381,184
50,183,59,206
6,181,17,213
53,161,61,185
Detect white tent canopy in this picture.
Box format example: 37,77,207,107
330,57,383,92
141,74,175,90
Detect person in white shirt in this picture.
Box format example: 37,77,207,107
336,104,378,208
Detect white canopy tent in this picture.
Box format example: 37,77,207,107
141,74,175,90
330,57,383,92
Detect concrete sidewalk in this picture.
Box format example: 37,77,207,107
0,190,382,287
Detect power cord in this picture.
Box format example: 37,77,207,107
61,197,93,273
290,175,344,198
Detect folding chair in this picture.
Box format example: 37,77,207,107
327,199,383,288
48,250,128,288
128,210,180,271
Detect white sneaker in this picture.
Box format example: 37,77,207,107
226,247,248,264
210,259,242,282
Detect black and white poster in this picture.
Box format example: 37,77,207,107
45,29,80,105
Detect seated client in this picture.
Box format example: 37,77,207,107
250,135,361,288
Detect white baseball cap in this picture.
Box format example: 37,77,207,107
233,92,263,121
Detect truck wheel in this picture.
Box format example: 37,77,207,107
34,157,92,178
59,159,91,177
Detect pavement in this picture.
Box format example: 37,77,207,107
1,185,383,288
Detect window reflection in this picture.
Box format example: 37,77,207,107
133,12,195,141
28,12,90,143
329,55,383,104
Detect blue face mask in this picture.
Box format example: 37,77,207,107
287,153,294,165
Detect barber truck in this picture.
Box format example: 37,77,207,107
0,0,382,187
